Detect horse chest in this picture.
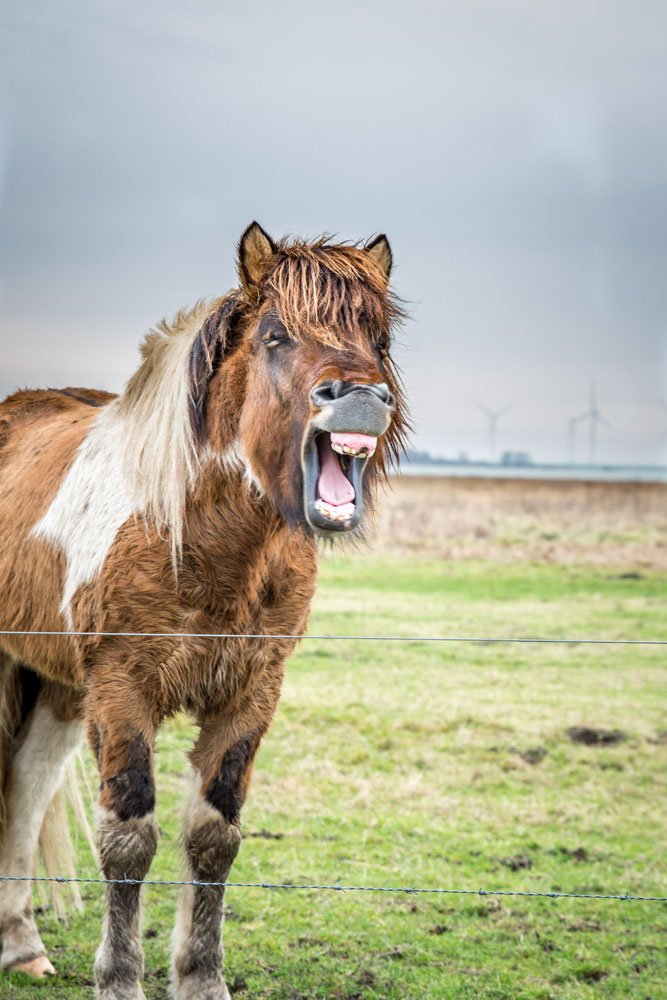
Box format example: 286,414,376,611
156,547,316,713
177,525,316,624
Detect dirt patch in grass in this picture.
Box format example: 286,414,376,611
578,966,609,982
513,746,548,765
558,847,589,863
501,853,534,871
567,726,626,745
243,828,285,840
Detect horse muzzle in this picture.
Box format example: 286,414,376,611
302,381,395,535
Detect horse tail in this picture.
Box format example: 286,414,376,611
39,755,97,918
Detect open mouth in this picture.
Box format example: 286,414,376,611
302,431,377,534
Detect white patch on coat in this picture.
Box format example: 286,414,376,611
32,295,264,625
171,772,206,980
184,770,228,832
31,402,138,627
0,702,83,964
32,304,208,613
171,879,195,983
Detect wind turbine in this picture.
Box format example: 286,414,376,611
567,414,585,465
475,402,511,462
576,383,611,465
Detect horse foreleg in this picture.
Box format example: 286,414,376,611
90,706,158,1000
0,689,83,976
171,722,264,1000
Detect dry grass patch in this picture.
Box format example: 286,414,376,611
375,475,667,568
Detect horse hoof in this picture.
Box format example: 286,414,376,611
10,954,56,977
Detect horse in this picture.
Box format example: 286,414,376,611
0,222,408,999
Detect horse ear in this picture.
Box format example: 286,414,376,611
366,234,392,280
238,221,277,297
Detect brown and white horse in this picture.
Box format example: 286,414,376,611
0,223,408,999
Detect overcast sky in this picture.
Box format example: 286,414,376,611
1,0,666,464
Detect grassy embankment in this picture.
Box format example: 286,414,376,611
6,544,666,1000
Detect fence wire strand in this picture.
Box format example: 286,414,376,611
1,629,665,644
1,627,664,906
0,873,664,902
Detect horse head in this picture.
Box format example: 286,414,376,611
190,222,408,537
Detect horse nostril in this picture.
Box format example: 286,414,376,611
310,381,334,406
367,382,394,406
331,379,344,399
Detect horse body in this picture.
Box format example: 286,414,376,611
0,223,406,998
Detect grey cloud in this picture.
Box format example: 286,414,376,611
1,0,666,463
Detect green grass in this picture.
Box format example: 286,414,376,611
6,555,667,999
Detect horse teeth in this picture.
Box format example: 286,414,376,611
330,441,376,458
315,498,353,523
315,502,341,521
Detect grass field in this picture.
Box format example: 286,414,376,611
5,548,667,999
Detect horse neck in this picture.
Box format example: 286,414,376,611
184,458,302,573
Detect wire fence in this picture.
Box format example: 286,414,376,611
1,625,664,908
1,629,666,644
0,874,665,903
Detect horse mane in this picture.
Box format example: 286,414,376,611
116,298,221,560
266,238,403,348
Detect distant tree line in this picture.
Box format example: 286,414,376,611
404,448,533,467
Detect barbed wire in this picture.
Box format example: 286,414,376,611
2,628,664,907
1,873,665,902
1,629,665,645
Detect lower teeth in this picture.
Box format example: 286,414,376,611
315,500,352,522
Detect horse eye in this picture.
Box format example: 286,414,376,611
263,336,285,349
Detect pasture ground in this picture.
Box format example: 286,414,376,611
5,478,667,999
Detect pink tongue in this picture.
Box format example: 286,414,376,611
330,433,377,453
317,436,355,506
